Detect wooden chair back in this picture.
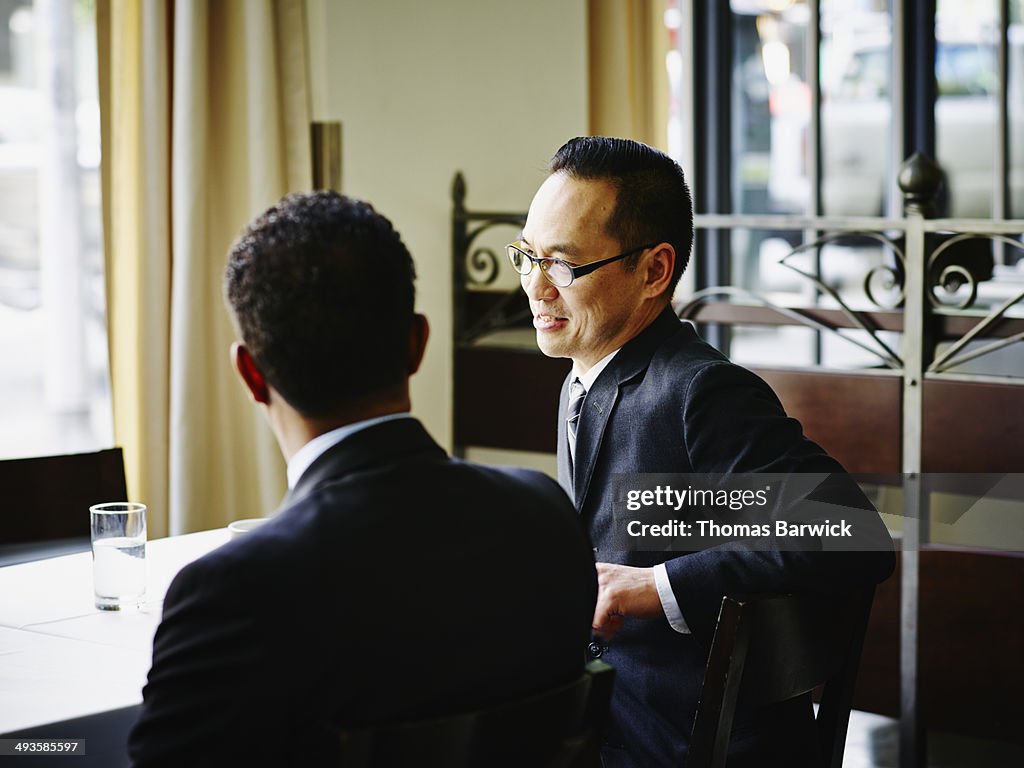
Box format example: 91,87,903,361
689,589,874,768
0,448,128,543
336,660,614,768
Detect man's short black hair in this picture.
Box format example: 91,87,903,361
549,136,694,296
224,191,415,417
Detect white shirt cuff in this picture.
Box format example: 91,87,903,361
654,563,691,634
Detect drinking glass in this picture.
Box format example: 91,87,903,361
90,502,147,610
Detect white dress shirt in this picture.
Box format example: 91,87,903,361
286,412,412,490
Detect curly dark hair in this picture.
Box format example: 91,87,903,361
549,137,694,296
224,191,415,417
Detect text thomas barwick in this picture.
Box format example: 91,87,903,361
625,519,853,538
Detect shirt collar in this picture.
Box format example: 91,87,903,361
572,348,620,392
286,412,412,489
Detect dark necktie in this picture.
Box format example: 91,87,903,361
567,378,586,467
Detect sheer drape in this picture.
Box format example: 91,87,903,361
588,0,669,149
98,0,311,536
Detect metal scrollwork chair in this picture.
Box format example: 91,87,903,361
688,589,875,768
336,660,614,768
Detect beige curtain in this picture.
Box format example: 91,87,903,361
588,0,669,150
97,0,311,537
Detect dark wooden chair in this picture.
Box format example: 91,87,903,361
688,589,875,768
0,447,128,566
336,660,614,768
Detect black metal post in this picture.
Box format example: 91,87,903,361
692,0,732,354
902,0,937,164
451,172,468,459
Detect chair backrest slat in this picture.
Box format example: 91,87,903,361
336,660,613,768
0,448,128,543
689,589,874,768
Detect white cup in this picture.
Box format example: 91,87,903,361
228,518,267,539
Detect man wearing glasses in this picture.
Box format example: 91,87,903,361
512,136,894,767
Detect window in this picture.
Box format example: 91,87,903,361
669,0,1024,372
0,0,111,459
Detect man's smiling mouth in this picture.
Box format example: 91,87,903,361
534,314,568,330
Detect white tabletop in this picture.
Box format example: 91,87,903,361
0,528,229,733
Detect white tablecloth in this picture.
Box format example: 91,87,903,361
0,528,229,733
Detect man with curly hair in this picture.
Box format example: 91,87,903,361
128,191,597,767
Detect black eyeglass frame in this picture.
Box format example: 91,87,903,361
506,241,659,287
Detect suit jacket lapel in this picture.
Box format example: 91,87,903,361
572,307,685,513
572,372,618,509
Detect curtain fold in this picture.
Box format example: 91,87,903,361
588,0,669,150
98,0,311,537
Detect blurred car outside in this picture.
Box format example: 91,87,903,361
821,26,1024,218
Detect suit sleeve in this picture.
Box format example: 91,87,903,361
127,553,294,767
662,362,895,639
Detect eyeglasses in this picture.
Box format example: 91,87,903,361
506,241,658,288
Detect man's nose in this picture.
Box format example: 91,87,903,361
522,266,558,302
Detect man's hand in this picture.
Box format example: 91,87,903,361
592,563,664,640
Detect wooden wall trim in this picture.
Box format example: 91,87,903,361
753,368,902,474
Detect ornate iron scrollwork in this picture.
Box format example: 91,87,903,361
864,263,905,309
677,285,903,369
925,234,1001,310
926,235,1024,373
778,231,907,311
465,246,500,287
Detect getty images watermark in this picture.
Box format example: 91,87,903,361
622,482,853,539
609,473,1024,553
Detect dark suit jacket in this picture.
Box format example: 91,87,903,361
129,418,597,767
557,307,895,767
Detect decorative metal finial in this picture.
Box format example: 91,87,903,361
898,152,943,217
452,172,466,209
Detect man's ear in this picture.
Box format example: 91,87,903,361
408,313,430,375
231,342,271,405
642,243,676,299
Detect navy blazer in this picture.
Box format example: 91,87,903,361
557,307,894,767
129,418,597,767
